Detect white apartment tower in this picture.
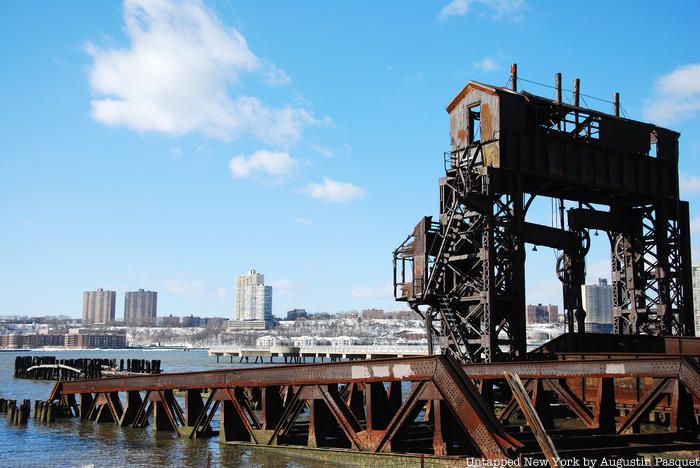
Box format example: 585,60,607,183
581,278,613,332
692,266,700,337
235,269,272,322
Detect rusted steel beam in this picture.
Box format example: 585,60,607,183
669,380,698,434
46,355,700,461
543,379,594,427
130,390,152,428
616,378,672,434
433,356,519,457
51,356,687,397
152,390,179,434
375,381,427,453
55,356,441,394
266,385,305,446
188,389,217,438
504,372,559,468
225,388,259,444
317,384,362,450
464,357,684,380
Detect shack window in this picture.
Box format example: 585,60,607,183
469,104,481,144
649,131,658,158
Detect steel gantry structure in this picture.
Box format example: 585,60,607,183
393,65,694,363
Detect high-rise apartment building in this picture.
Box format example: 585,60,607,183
582,278,613,333
693,266,700,337
235,269,272,322
124,289,157,326
82,288,116,324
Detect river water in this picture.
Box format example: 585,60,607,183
0,349,336,467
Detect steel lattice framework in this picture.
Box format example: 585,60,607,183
393,66,694,362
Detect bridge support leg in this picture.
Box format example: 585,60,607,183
594,378,616,434
220,400,248,442
670,381,698,435
366,382,391,430
79,393,93,420
262,386,283,429
388,381,402,414
346,383,365,422
185,390,204,426
308,399,335,448
151,391,181,434
120,391,142,427
532,379,554,430
431,400,453,456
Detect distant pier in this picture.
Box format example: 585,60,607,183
207,344,431,363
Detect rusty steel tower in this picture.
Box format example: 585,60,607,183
394,65,694,363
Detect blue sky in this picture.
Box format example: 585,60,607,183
1,0,699,319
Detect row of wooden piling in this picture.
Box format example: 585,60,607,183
0,398,31,424
0,396,65,424
14,356,162,380
33,400,56,423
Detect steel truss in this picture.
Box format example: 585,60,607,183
47,355,700,460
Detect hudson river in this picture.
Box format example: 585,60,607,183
0,349,332,467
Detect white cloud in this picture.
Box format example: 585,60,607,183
85,0,320,146
216,287,227,299
311,143,334,158
229,150,298,178
643,63,700,125
295,217,312,225
474,57,498,72
302,177,366,203
170,146,182,157
680,173,700,195
439,0,526,21
263,62,291,86
351,284,393,298
165,278,206,297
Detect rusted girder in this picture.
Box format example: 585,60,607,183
52,356,692,395
46,355,700,461
50,355,520,460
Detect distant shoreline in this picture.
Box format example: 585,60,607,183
0,346,207,353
